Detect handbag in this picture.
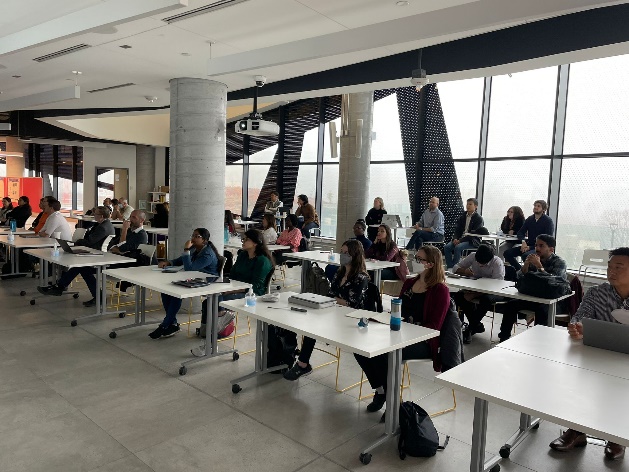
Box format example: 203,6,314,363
515,271,571,299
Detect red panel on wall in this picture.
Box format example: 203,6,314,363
20,178,43,209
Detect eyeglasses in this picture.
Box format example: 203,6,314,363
415,256,428,263
241,236,249,242
191,234,202,239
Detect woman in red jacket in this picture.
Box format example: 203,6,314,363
354,245,450,413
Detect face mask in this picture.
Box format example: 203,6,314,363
340,253,352,266
415,262,426,274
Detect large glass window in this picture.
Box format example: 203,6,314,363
293,164,317,212
225,164,243,214
481,159,551,233
454,161,479,206
556,157,629,269
564,55,629,154
368,163,410,225
487,67,558,158
301,127,319,163
371,94,404,161
249,144,276,164
248,164,271,216
57,146,73,209
439,78,485,159
320,165,339,237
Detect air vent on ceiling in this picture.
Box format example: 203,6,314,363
33,44,91,62
88,83,136,93
162,0,250,23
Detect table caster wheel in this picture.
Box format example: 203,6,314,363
490,465,500,472
233,352,239,361
499,445,510,458
70,320,77,327
30,300,35,305
179,366,187,376
532,422,540,430
73,293,79,299
109,331,117,339
232,384,242,394
20,290,26,296
359,453,372,465
118,313,125,318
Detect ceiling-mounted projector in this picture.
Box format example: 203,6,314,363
235,75,279,137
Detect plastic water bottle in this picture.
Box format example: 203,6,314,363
9,219,16,232
390,298,402,331
52,240,60,257
405,216,410,228
244,288,256,307
328,249,334,262
7,231,14,242
224,225,229,243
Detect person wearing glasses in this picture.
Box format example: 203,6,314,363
354,245,452,413
149,228,220,340
283,239,370,380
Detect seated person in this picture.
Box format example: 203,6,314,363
3,196,32,228
37,206,117,306
28,197,52,233
274,214,302,263
295,194,319,238
102,198,113,214
264,191,282,214
451,244,505,344
498,206,525,258
149,203,169,228
260,213,278,245
117,197,134,220
224,210,237,234
38,200,72,240
283,240,370,380
325,220,372,282
504,200,554,270
498,234,567,342
444,198,484,269
110,199,122,220
191,229,274,356
0,197,13,223
406,196,445,250
365,224,409,281
110,210,149,292
354,245,452,412
549,247,629,461
150,228,220,340
365,197,387,242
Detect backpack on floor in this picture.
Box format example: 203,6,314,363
398,401,449,459
266,325,297,370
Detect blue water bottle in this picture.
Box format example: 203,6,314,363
390,298,402,331
9,219,17,232
224,224,229,243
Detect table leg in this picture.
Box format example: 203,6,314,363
469,397,503,472
373,269,381,290
72,265,126,326
110,285,157,337
548,302,556,328
498,412,541,463
300,261,308,292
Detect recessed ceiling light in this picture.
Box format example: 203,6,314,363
181,52,191,57
396,0,409,5
72,70,82,75
119,45,132,49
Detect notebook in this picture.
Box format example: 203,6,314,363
287,293,336,309
582,318,629,355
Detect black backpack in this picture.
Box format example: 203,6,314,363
266,326,297,370
398,401,449,459
515,271,571,299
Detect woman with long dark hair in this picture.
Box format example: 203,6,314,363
261,213,278,245
364,224,408,280
499,206,525,258
283,239,370,380
355,245,451,413
0,197,13,224
3,196,32,228
150,203,169,228
150,227,220,340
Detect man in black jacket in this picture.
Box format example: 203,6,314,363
444,198,484,269
75,206,116,249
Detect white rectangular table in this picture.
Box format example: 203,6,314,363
287,250,400,288
224,239,289,252
25,248,133,326
72,215,123,228
464,232,519,250
436,326,629,472
235,219,258,230
0,234,57,275
144,226,169,246
221,291,438,462
445,275,573,327
103,266,251,373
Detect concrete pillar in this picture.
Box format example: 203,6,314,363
5,137,24,177
169,78,227,259
335,92,374,250
135,145,156,212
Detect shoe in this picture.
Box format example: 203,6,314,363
366,392,386,412
474,323,485,334
463,327,472,344
605,442,625,460
190,344,206,357
82,298,96,307
148,326,166,339
37,285,64,296
549,429,587,452
282,363,312,381
161,324,180,338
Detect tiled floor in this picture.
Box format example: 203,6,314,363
0,267,626,472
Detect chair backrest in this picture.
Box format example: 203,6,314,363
137,244,156,259
298,237,309,252
264,266,275,294
216,255,226,276
72,228,87,242
580,249,609,271
101,235,114,251
365,282,383,313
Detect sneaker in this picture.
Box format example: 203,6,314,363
474,322,485,334
82,298,96,307
37,285,64,296
366,392,386,412
161,324,180,338
463,327,472,344
190,344,207,357
282,363,312,381
148,326,166,339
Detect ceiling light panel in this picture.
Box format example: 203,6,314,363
162,0,250,23
33,44,92,62
88,83,136,93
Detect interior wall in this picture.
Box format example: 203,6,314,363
83,144,136,211
154,147,166,187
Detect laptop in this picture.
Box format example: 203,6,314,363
288,293,336,309
381,214,403,228
172,276,218,288
582,318,629,355
56,239,101,256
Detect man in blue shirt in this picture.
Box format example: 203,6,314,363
405,197,445,250
504,200,554,270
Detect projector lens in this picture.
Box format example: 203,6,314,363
238,121,247,130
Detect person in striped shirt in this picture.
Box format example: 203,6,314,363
550,247,629,461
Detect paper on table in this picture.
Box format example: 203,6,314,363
345,310,390,325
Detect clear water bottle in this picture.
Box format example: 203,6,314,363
328,249,334,262
7,231,14,242
405,216,410,228
390,298,402,331
52,240,60,257
224,225,229,244
244,288,256,307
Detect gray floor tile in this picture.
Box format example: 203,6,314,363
88,455,155,472
295,457,350,472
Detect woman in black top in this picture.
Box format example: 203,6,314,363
365,197,387,242
283,239,370,381
499,206,525,258
5,196,32,228
150,203,169,228
0,197,14,224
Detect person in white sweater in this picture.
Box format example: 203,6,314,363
261,213,278,245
